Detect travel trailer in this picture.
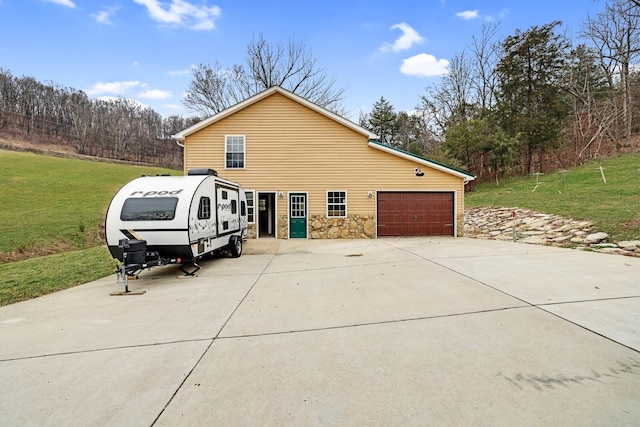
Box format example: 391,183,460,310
105,168,248,280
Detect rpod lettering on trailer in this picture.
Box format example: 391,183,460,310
217,202,232,211
129,189,184,197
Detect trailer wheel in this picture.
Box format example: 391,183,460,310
229,235,242,258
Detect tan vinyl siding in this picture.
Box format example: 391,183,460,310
184,92,465,221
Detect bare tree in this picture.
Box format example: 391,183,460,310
564,44,620,159
184,34,347,117
469,22,501,115
583,0,640,147
417,23,500,141
0,67,185,168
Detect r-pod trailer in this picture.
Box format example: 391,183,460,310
105,168,248,289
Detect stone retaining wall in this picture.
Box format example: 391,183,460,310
465,206,640,257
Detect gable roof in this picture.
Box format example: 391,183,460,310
368,140,476,183
172,86,378,141
172,85,475,183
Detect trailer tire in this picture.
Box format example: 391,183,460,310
229,235,242,258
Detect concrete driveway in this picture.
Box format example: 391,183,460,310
1,237,639,426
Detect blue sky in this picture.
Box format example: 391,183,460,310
0,0,606,120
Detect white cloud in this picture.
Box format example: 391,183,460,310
138,88,172,99
42,0,76,7
85,81,141,96
168,65,196,75
133,0,221,31
92,6,120,25
96,96,120,103
456,10,479,20
400,53,449,77
490,9,509,21
379,22,424,53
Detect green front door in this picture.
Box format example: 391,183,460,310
289,193,307,238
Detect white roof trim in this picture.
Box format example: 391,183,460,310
368,141,476,183
172,86,378,141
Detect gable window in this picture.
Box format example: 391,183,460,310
197,197,211,219
327,190,347,217
245,191,255,223
225,135,245,169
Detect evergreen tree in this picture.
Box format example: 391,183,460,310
495,21,571,173
366,97,398,145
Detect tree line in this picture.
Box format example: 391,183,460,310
0,69,193,168
359,0,640,184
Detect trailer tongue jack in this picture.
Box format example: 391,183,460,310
113,238,186,294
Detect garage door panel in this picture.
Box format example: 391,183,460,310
377,191,454,237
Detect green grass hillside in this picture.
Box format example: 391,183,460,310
0,150,179,305
466,152,640,241
0,150,178,257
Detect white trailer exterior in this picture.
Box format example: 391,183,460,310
105,169,248,268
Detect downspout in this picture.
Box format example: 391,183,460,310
172,136,185,149
172,136,185,174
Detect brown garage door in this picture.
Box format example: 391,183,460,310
377,192,454,236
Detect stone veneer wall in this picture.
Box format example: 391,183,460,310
252,214,465,239
457,216,465,237
246,224,257,239
276,214,376,239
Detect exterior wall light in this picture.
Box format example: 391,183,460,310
278,192,284,199
368,191,373,198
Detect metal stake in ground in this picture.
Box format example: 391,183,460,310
532,172,544,193
596,166,607,184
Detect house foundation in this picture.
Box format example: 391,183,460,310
269,214,377,239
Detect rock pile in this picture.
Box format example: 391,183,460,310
464,206,640,257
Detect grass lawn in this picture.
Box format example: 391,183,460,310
0,150,180,305
466,152,640,241
0,150,179,256
0,246,116,306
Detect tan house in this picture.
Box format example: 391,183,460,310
172,86,475,239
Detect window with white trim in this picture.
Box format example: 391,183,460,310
225,135,245,169
327,190,347,217
245,191,255,223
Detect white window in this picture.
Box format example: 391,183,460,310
327,190,347,217
245,191,255,223
225,135,245,169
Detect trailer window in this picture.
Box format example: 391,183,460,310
121,198,178,221
231,199,237,214
198,197,211,219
